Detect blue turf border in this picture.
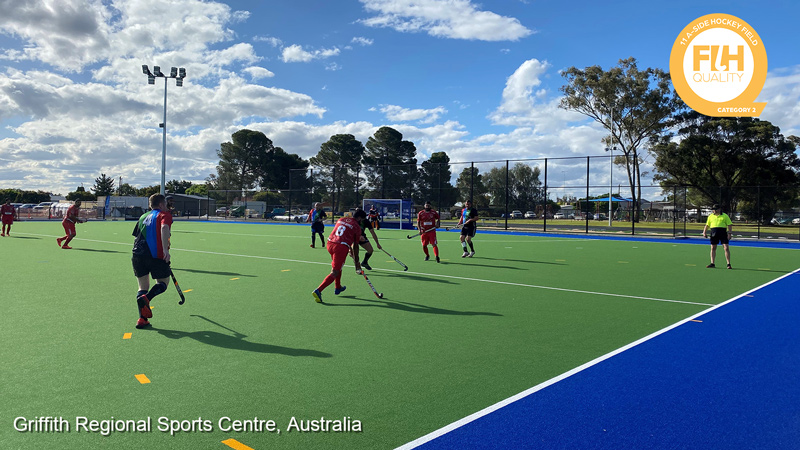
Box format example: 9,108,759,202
408,269,800,450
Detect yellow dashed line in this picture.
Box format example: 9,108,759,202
222,438,255,450
123,333,132,340
618,261,629,264
685,264,696,267
183,289,193,293
555,259,566,262
281,270,291,272
230,277,239,280
691,320,703,323
134,374,151,384
758,268,771,271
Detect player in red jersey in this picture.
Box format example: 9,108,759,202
312,209,366,303
1,199,16,236
417,201,441,263
57,200,86,249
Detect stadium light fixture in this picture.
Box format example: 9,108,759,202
142,64,187,196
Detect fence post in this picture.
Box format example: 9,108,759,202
543,158,548,232
288,171,293,222
470,161,474,204
585,156,590,234
757,185,761,239
672,186,677,237
505,160,509,230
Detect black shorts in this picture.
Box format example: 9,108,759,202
132,254,171,279
311,222,325,233
461,224,477,238
709,228,729,245
359,234,370,246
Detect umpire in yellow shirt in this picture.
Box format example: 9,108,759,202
702,204,733,269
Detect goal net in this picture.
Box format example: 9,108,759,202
361,199,414,230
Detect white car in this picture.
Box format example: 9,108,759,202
553,213,565,219
793,218,800,225
524,211,536,219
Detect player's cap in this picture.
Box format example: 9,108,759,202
712,204,720,210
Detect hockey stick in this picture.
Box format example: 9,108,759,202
381,248,408,271
169,268,186,305
406,227,435,239
445,223,464,231
361,271,384,298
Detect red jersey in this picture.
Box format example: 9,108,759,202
63,204,81,223
417,209,439,232
1,204,15,218
327,217,362,247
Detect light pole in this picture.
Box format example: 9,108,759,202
142,65,186,196
605,106,617,227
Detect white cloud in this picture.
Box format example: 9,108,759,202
254,36,283,47
351,36,374,46
242,66,275,80
378,104,447,124
281,44,341,63
488,58,585,133
358,0,533,41
758,65,800,136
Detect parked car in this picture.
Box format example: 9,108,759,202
510,210,523,218
553,213,565,219
524,211,536,219
215,207,228,215
792,218,800,225
595,213,607,220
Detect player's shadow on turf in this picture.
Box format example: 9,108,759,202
324,298,502,317
369,272,456,285
73,248,125,254
152,328,332,358
173,268,257,277
10,236,40,239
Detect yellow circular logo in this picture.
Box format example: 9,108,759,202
670,14,767,117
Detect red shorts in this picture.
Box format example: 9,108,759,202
421,231,437,246
327,241,350,272
62,221,76,236
1,217,12,225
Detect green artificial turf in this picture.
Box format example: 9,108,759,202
2,220,798,449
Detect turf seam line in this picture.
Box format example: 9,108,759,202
394,265,800,450
20,232,714,306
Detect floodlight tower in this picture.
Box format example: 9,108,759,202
142,65,186,196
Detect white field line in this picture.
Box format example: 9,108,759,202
394,266,800,450
23,232,713,306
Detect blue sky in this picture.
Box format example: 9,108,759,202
0,0,798,195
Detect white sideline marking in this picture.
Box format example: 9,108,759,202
24,232,712,306
394,267,800,450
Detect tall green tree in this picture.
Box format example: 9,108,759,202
455,166,489,207
117,183,137,196
214,129,273,191
166,179,193,194
560,57,682,221
135,185,161,197
416,152,458,209
261,147,310,193
185,183,209,197
651,113,800,223
310,134,365,212
363,127,418,199
92,173,115,197
67,186,97,201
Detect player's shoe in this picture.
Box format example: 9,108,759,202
135,318,151,329
362,261,372,270
424,255,430,261
57,237,63,247
468,251,475,258
137,294,152,318
312,289,323,303
334,286,346,295
727,264,732,269
706,263,715,268
61,245,72,249
0,233,4,237
310,244,315,248
462,251,469,258
436,256,440,263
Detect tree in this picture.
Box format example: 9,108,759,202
261,147,310,199
560,57,682,221
214,129,273,191
185,184,209,197
363,127,418,199
310,134,365,213
117,183,137,196
92,173,115,197
166,179,193,194
483,163,544,212
416,152,458,209
135,185,161,197
0,189,51,203
651,113,800,223
66,186,97,201
455,166,489,207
